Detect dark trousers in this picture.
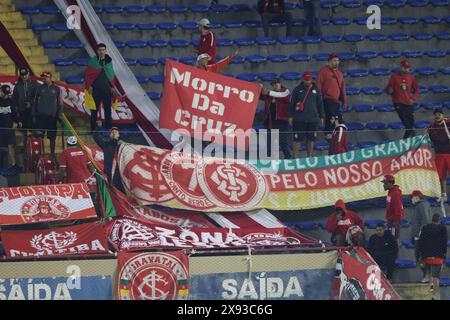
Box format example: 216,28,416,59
267,120,291,159
91,89,112,131
304,0,322,36
261,12,293,37
374,256,396,280
395,103,415,139
324,99,342,135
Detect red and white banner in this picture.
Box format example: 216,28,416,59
332,247,400,300
1,221,109,257
159,60,261,142
107,217,316,251
0,183,97,225
0,75,134,123
206,209,286,229
117,251,189,300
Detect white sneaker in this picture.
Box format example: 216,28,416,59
420,277,429,283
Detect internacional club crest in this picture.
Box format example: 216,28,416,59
109,218,161,250
160,151,215,210
118,252,189,300
31,231,78,251
119,144,174,204
21,196,71,223
196,158,267,210
241,232,301,246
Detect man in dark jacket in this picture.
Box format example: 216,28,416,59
368,223,399,280
12,67,38,144
326,199,365,246
418,214,448,298
257,0,293,37
288,72,324,158
0,85,21,168
33,72,62,156
261,77,291,159
93,126,125,193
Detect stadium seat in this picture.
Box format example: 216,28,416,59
338,52,355,60
279,36,299,45
318,220,328,230
361,87,383,95
440,67,450,75
179,57,196,65
314,142,329,151
52,23,70,31
381,17,398,25
381,51,401,58
32,24,51,32
358,141,377,148
65,76,84,84
321,0,339,8
353,17,368,25
113,41,126,48
401,219,410,228
431,0,449,6
348,69,369,77
169,39,190,48
103,6,123,14
389,33,409,41
313,53,330,61
280,72,301,81
302,36,322,44
149,75,165,83
366,34,388,41
415,120,432,128
398,16,418,24
346,122,365,131
207,22,222,29
223,22,243,28
135,76,149,84
375,104,395,112
124,59,137,66
388,121,406,129
169,5,188,13
103,24,114,31
125,5,145,14
370,68,390,76
415,67,438,75
401,239,415,249
290,53,311,62
386,0,406,7
292,19,306,27
115,23,135,30
412,33,433,40
430,86,450,93
256,37,277,45
93,6,102,14
295,221,319,231
441,217,450,225
190,4,209,13
210,4,230,12
353,104,374,112
444,101,450,109
366,122,387,130
236,74,258,82
365,219,386,229
268,55,289,63
229,56,245,64
231,4,251,11
344,34,364,42
408,0,429,6
246,55,267,63
126,40,147,48
20,7,40,14
235,38,256,46
146,5,166,13
148,92,162,100
244,20,262,28
346,87,360,95
158,23,177,30
40,6,60,14
402,50,424,58
259,73,278,81
435,32,450,40
364,0,385,6
138,58,158,66
358,51,378,59
217,39,234,46
331,17,352,25
63,41,84,48
369,198,387,208
341,0,362,8
148,40,168,48
395,260,417,269
137,23,157,30
322,35,342,43
425,50,447,58
54,59,72,67
421,16,441,24
74,58,89,66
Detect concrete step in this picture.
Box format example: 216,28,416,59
0,55,49,65
0,65,16,75
5,28,34,40
0,11,20,23
0,0,11,5
1,20,27,29
0,46,44,58
0,4,15,13
393,283,436,300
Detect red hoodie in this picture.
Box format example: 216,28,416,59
198,31,216,65
316,66,347,109
329,124,348,155
262,86,291,128
386,185,404,222
385,72,419,106
326,199,364,236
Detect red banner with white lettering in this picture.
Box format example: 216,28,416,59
159,60,261,143
332,247,400,300
117,251,189,300
1,221,109,257
0,183,97,225
107,217,317,251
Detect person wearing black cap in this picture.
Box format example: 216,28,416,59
261,77,291,159
0,84,21,168
33,72,62,156
12,67,38,144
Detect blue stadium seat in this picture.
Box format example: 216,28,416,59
412,33,433,40
426,50,446,58
137,23,157,30
348,69,369,78
125,5,145,14
415,120,432,128
359,141,377,148
358,51,378,59
446,258,450,267
381,51,401,58
169,5,188,13
322,35,343,43
346,122,365,130
127,40,146,48
395,259,417,268
223,22,243,28
398,16,418,24
217,38,234,46
284,2,299,10
40,6,60,14
103,6,123,14
401,239,415,248
313,53,330,61
413,102,422,110
229,56,245,64
321,0,339,8
146,5,166,13
74,58,89,66
408,0,429,6
338,52,356,60
93,6,102,14
125,59,137,66
402,50,424,58
375,104,395,112
388,121,406,129
147,92,162,100
318,220,328,230
415,67,438,75
295,221,319,231
169,39,190,48
190,39,200,47
369,198,387,208
148,40,168,48
244,20,262,28
53,59,73,67
256,37,277,45
190,4,209,13
236,73,258,82
366,34,388,41
20,7,40,14
401,219,410,228
314,141,329,151
115,23,135,30
113,41,126,48
381,17,398,25
364,0,385,6
231,4,251,11
341,0,362,8
246,55,267,63
422,16,441,24
52,23,70,31
353,104,374,112
389,33,409,41
365,219,386,229
440,67,450,75
386,0,406,7
440,278,450,287
435,32,450,40
331,17,352,25
430,86,450,93
302,36,322,44
32,24,51,32
43,41,62,49
149,75,165,83
259,73,278,81
65,76,84,84
353,16,368,25
207,22,222,29
138,58,158,66
63,41,83,48
346,87,360,95
366,122,387,130
344,34,364,42
235,38,255,46
158,23,177,30
444,101,450,109
103,24,114,30
362,87,383,95
158,57,178,64
135,76,149,84
292,18,306,27
210,4,230,12
279,36,299,45
267,55,288,63
431,0,449,6
290,54,311,62
442,217,450,225
178,57,196,65
369,68,390,76
280,72,301,80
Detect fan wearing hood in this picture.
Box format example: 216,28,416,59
328,114,347,155
326,199,365,246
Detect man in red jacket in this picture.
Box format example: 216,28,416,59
257,0,293,37
328,115,348,155
261,77,291,159
382,174,405,240
326,199,365,246
386,60,419,139
316,53,347,138
195,18,216,65
428,108,450,204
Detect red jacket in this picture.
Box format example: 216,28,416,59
326,199,364,236
203,53,237,73
316,66,347,108
386,185,405,222
428,119,450,154
262,87,290,128
329,124,348,155
198,31,216,65
260,0,285,13
386,72,419,106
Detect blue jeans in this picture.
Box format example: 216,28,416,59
304,0,322,36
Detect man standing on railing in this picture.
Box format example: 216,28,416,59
195,18,217,65
257,0,293,37
302,0,322,36
386,60,419,139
